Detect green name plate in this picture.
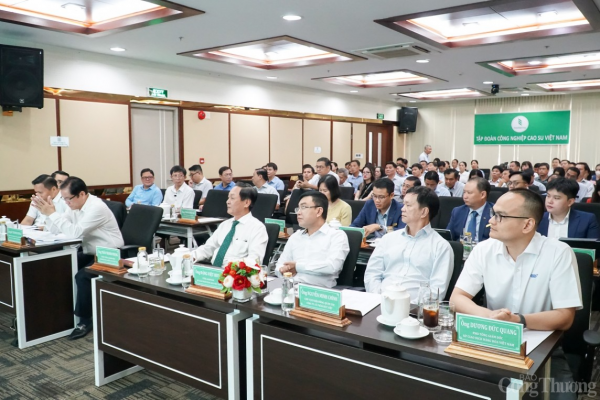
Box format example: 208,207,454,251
180,208,197,220
265,218,285,232
339,226,365,237
7,227,23,244
193,265,222,290
572,248,596,260
96,246,121,267
456,313,523,354
298,284,342,315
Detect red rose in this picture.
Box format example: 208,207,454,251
246,266,253,273
223,266,231,275
232,275,247,291
239,262,246,269
245,278,251,288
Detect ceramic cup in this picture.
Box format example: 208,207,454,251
398,317,420,336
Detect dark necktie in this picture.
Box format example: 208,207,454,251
467,211,478,240
213,220,240,267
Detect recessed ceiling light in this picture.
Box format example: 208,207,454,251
538,11,558,19
409,100,417,103
391,93,398,96
416,59,429,63
313,69,445,88
483,81,493,84
61,3,86,11
283,15,302,21
462,22,479,27
528,61,542,65
396,88,488,100
266,76,277,79
521,93,530,96
110,47,126,52
350,90,358,93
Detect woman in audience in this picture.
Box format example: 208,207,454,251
468,169,485,179
374,166,383,180
331,162,338,173
458,161,469,183
553,167,565,177
355,164,375,200
451,159,459,169
589,185,600,203
579,162,593,181
470,159,479,170
319,175,352,226
594,163,600,183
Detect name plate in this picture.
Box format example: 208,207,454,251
456,313,523,354
298,284,342,315
572,248,596,260
265,218,285,232
180,208,197,220
96,246,121,267
7,227,23,244
339,226,365,237
193,265,222,290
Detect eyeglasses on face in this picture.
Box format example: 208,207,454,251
372,195,390,201
142,175,154,180
295,205,321,213
489,209,530,223
64,194,78,203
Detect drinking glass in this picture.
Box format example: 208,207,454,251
181,258,192,289
153,248,166,272
148,255,163,276
423,294,439,331
433,301,455,344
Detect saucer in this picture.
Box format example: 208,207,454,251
166,276,191,285
376,315,400,327
127,268,150,275
393,326,430,339
263,294,282,306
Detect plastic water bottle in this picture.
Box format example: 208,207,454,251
137,247,149,278
462,232,473,259
281,272,295,312
417,281,431,324
0,221,6,242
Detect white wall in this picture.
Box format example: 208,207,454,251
0,38,398,120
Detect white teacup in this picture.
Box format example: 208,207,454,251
398,317,420,336
168,270,182,278
269,288,283,301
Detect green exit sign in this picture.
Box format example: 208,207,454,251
148,87,168,98
377,113,384,120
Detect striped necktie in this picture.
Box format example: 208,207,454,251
213,220,240,267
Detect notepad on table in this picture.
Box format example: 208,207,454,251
342,290,381,316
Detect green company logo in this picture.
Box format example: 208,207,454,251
511,116,529,133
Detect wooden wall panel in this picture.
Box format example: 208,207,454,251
352,123,367,164
332,122,351,165
270,117,302,174
183,110,229,179
230,114,269,177
303,119,331,165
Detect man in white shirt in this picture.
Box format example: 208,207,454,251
51,170,70,187
299,157,339,190
450,189,582,400
424,171,450,197
566,167,594,202
411,163,425,184
33,177,124,340
509,161,521,172
396,176,421,203
488,165,504,187
337,167,353,188
576,163,595,201
192,183,268,266
436,161,446,184
419,145,432,163
164,165,195,210
22,175,66,226
441,169,464,197
252,168,280,210
276,191,349,288
365,186,454,302
265,162,285,191
188,164,213,208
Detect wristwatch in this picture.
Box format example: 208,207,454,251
515,313,527,328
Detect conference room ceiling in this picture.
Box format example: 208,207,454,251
2,0,600,103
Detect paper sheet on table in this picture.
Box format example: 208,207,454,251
523,329,554,355
24,229,69,243
342,290,381,316
126,254,171,263
197,217,224,223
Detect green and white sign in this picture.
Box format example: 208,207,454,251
339,226,366,238
377,113,384,120
180,208,197,220
265,218,285,233
474,111,570,145
572,248,596,260
7,227,23,244
298,284,342,315
96,246,121,267
456,313,523,354
193,265,222,290
148,87,168,98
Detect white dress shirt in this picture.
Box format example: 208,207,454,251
192,212,268,266
547,210,570,239
26,193,67,225
164,184,195,209
255,183,280,203
276,223,350,288
46,194,124,255
531,180,547,193
576,180,594,202
442,181,464,197
309,171,340,186
419,152,429,162
455,233,582,315
364,224,454,302
459,171,470,184
191,177,213,200
340,181,353,188
434,185,451,197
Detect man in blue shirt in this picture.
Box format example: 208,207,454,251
347,160,363,191
214,166,236,191
125,168,163,207
446,177,493,242
351,179,405,237
266,162,285,191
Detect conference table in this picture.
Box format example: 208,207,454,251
0,238,80,349
90,268,560,400
156,216,226,248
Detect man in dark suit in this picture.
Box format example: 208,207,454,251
446,177,493,242
351,179,405,237
537,177,599,239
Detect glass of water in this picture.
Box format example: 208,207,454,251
433,301,455,344
148,255,163,276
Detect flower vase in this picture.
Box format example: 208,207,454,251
232,289,253,302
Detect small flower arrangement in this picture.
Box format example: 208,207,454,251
219,258,266,295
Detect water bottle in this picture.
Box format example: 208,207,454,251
462,232,473,259
181,254,192,289
281,272,295,312
0,221,6,242
417,281,431,324
137,247,149,278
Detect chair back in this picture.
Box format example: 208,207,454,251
490,186,508,193
339,186,355,201
337,230,363,287
101,199,127,230
572,202,600,229
121,204,163,250
563,252,593,357
160,188,166,198
444,241,464,301
252,193,278,222
202,190,231,218
488,190,505,204
529,185,540,193
480,168,490,180
346,200,366,222
282,180,290,191
285,189,305,226
262,223,280,266
277,190,287,206
434,229,452,241
433,196,465,229
192,190,203,210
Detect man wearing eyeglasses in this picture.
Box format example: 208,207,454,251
451,189,582,400
276,191,349,288
125,168,163,207
297,157,339,190
396,176,421,204
187,164,213,208
350,179,405,238
507,170,532,190
32,176,124,340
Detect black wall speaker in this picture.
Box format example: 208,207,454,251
397,107,418,133
0,44,44,111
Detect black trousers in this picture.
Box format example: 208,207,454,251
74,252,95,320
